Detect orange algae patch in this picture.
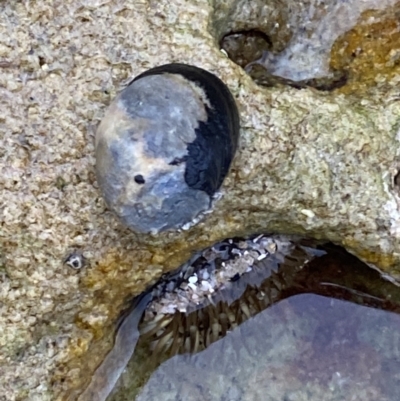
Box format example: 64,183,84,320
331,7,400,94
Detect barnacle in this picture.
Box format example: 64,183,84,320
95,63,240,234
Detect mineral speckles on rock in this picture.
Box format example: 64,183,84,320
233,0,398,82
95,63,240,234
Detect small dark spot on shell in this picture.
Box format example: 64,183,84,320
134,174,145,184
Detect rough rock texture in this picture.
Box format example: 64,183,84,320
1,0,400,399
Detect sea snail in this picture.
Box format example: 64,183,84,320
95,63,240,234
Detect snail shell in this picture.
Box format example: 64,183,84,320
95,63,240,234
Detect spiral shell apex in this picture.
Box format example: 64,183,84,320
95,63,240,234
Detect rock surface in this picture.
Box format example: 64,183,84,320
1,0,400,399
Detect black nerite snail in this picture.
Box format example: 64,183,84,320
95,63,240,234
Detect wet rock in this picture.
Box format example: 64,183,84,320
2,0,400,400
95,63,239,234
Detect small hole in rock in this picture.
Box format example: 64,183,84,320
220,30,272,69
38,56,46,67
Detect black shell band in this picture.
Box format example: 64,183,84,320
95,63,240,233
